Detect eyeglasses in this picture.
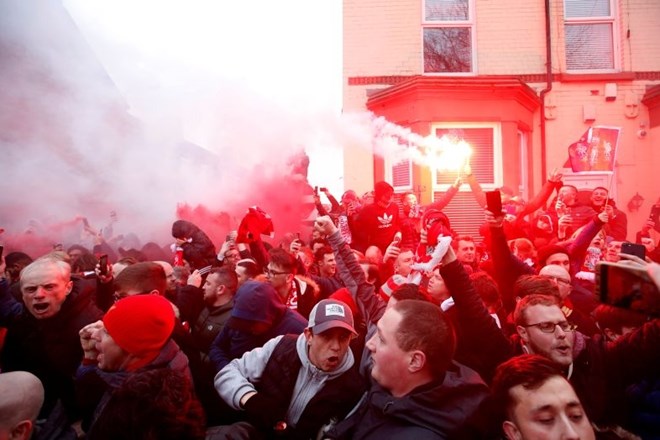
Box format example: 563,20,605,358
523,321,577,333
265,267,290,276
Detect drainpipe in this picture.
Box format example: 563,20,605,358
539,0,553,180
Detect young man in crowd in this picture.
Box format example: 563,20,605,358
266,248,318,318
491,354,595,440
213,299,364,439
313,216,489,439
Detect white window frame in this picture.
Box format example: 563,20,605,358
430,122,502,192
384,146,413,192
422,0,477,76
564,0,620,73
518,130,529,201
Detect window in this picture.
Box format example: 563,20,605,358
518,130,529,202
564,0,617,71
432,124,501,188
423,0,474,74
431,123,502,239
385,149,413,191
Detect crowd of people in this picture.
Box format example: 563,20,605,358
1,168,660,440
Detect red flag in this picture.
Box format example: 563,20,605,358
567,126,620,172
236,206,274,244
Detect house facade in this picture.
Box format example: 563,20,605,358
342,0,660,240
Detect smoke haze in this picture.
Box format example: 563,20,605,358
0,0,430,257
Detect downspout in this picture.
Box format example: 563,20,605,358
539,0,553,179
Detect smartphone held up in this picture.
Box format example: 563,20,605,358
596,261,660,316
486,190,503,215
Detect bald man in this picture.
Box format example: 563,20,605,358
539,264,600,336
539,264,572,300
0,371,45,440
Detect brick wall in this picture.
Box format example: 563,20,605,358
343,0,660,238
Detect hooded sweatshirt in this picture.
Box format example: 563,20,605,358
208,281,307,372
215,332,355,427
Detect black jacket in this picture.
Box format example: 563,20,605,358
329,361,488,440
171,220,217,270
0,278,103,420
256,335,365,439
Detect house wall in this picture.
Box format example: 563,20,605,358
343,0,660,240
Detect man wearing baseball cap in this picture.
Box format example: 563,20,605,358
76,294,193,433
212,299,366,439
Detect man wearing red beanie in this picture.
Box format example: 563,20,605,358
76,294,193,434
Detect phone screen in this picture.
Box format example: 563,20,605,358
597,262,660,316
486,190,503,215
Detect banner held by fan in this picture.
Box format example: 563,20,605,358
566,126,621,173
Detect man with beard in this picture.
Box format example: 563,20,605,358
174,266,237,425
192,268,237,362
491,354,595,440
508,293,660,435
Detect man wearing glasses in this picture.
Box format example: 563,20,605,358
513,295,577,367
266,248,318,319
508,293,660,436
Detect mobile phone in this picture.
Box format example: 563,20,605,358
621,242,646,260
596,261,660,316
0,245,4,262
98,254,108,276
486,190,503,215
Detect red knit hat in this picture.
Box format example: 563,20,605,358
103,295,175,356
330,287,359,320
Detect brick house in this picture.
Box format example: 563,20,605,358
342,0,660,240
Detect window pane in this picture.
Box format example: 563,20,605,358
433,191,484,239
425,0,469,21
424,27,472,73
565,23,614,70
392,159,411,188
565,0,611,18
434,128,494,185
